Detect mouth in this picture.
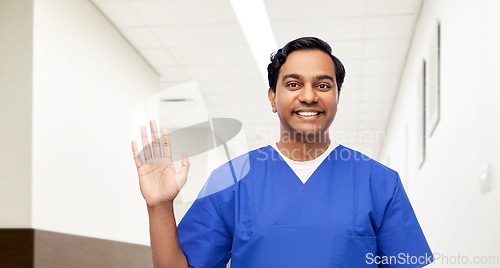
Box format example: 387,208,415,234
294,109,323,118
296,111,320,116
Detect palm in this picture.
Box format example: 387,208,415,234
132,121,190,207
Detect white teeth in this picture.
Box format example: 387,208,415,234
297,112,319,116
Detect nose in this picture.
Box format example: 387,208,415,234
297,84,319,104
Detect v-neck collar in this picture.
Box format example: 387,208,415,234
268,142,339,185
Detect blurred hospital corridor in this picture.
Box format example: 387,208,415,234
1,0,499,267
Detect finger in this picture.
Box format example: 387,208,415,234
140,125,152,161
150,120,161,158
161,124,173,164
131,141,143,168
176,152,190,189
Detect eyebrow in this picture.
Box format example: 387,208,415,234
282,73,301,82
281,73,335,83
316,75,334,82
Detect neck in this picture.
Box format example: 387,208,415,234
276,131,331,162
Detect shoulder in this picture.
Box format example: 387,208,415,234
197,146,270,199
333,144,400,190
334,146,405,226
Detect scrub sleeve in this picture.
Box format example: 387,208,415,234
177,183,232,268
376,176,433,267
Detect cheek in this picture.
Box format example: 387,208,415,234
275,93,294,114
323,95,339,110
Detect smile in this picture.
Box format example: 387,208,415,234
296,111,320,116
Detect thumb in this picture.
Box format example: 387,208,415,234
176,152,190,190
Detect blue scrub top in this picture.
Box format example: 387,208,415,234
177,145,433,268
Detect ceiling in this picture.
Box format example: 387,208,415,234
92,0,423,159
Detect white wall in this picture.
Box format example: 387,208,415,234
380,0,500,265
0,0,33,228
32,0,159,245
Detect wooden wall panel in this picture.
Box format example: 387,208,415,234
34,230,152,268
0,229,152,268
0,229,34,268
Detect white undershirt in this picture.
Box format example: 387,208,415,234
271,141,339,184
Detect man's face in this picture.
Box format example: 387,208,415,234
268,49,340,140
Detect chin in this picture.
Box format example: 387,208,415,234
292,128,327,141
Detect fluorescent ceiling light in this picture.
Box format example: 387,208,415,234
230,0,278,85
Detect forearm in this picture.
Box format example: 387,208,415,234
147,202,190,268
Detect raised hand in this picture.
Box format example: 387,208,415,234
131,120,190,207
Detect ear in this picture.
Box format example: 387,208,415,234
268,88,277,113
336,89,341,103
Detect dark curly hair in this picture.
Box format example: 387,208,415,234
267,37,345,92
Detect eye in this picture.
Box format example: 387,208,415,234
287,82,299,88
318,84,331,90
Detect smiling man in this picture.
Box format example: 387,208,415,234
132,37,433,268
267,44,342,163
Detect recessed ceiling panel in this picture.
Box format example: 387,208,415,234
198,79,267,95
363,58,404,75
365,15,415,39
152,24,247,47
359,111,389,122
272,17,365,44
183,64,261,81
265,0,365,20
366,0,420,16
131,0,237,26
342,59,363,76
364,38,410,58
169,46,254,66
342,76,362,90
360,89,396,101
361,74,399,90
358,101,394,112
329,40,364,60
